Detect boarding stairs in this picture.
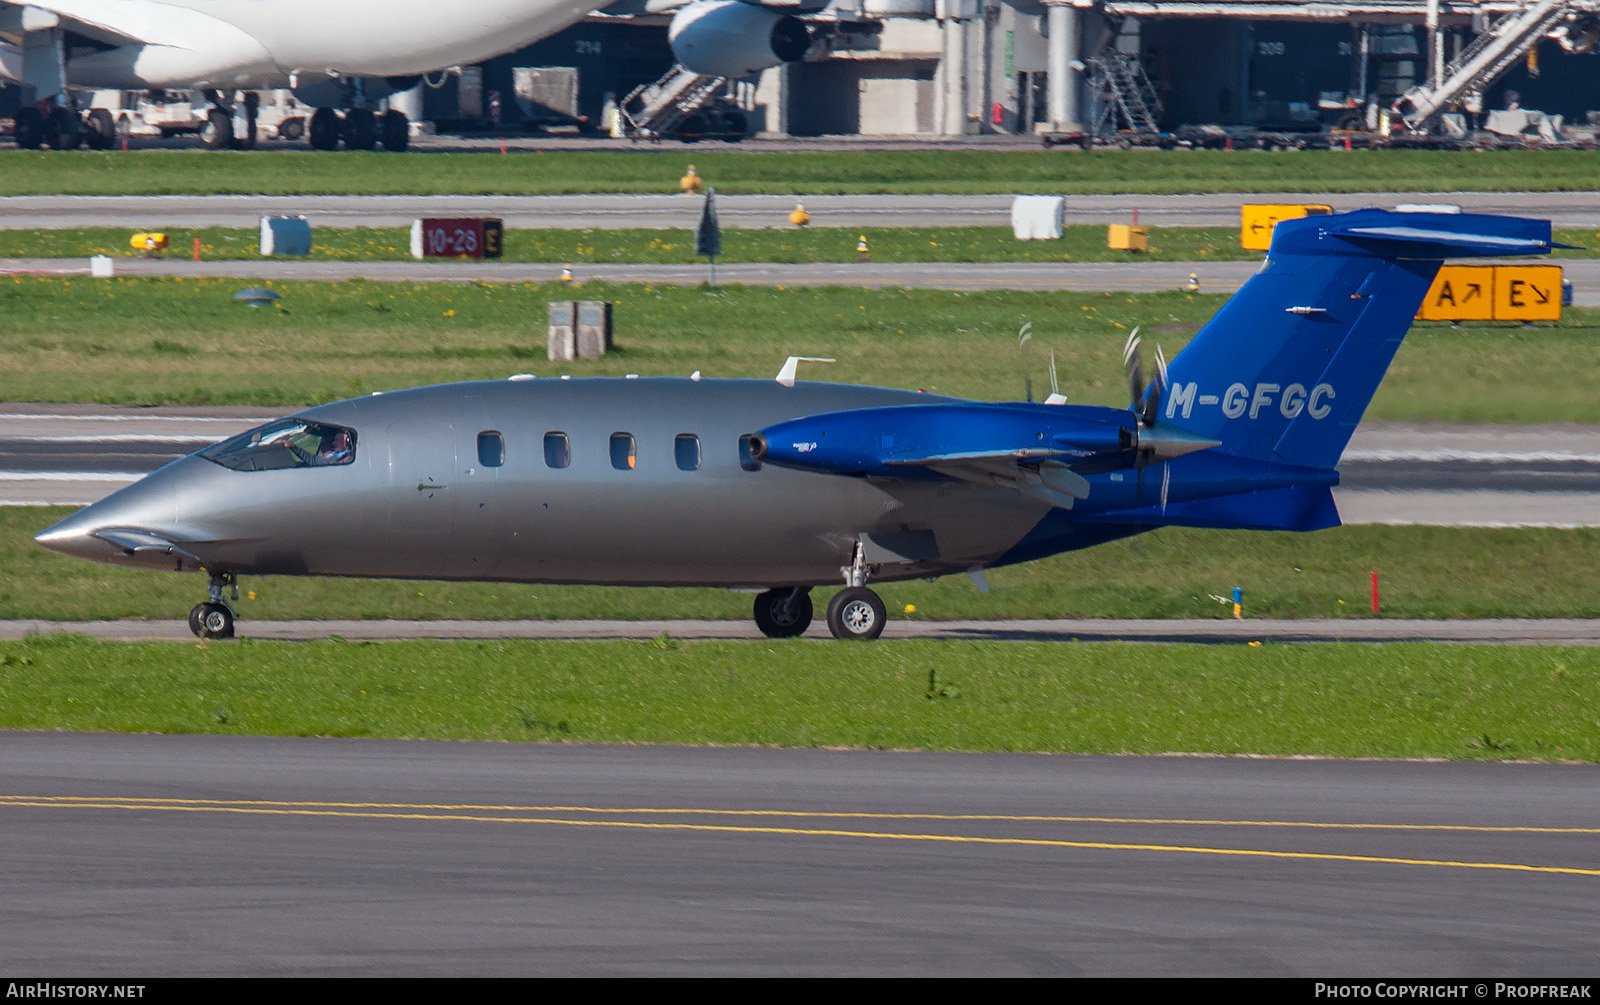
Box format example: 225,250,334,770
1087,49,1162,139
619,65,728,139
1396,0,1570,128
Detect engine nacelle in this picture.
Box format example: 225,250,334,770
669,0,810,79
752,403,1140,479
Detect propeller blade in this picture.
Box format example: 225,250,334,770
1019,322,1035,403
1122,328,1144,411
1139,343,1168,428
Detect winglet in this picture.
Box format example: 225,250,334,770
775,356,836,387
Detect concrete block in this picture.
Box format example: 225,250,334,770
576,300,613,359
547,300,577,361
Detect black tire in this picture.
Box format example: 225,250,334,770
716,109,747,140
753,588,813,638
309,107,341,150
676,111,710,142
826,587,886,641
200,108,233,150
84,108,115,150
46,106,80,150
15,107,44,149
278,116,305,141
232,116,257,150
343,108,377,150
192,602,235,639
379,110,409,151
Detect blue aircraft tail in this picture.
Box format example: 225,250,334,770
1159,208,1557,470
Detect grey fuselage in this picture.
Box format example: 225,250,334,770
37,377,1126,590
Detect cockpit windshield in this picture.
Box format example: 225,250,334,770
200,419,357,472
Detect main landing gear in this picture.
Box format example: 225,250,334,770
753,587,813,638
307,107,409,151
189,571,237,639
751,543,888,641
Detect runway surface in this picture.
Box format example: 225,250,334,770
4,404,1596,526
3,615,1597,644
7,190,1600,230
9,254,1600,307
3,731,1598,976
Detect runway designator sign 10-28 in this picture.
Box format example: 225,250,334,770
410,218,504,260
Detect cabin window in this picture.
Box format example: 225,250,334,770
200,418,356,472
610,432,636,470
675,433,701,471
738,434,763,472
544,432,570,468
477,431,504,468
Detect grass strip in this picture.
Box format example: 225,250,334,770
8,509,1600,621
7,149,1600,196
12,225,1600,264
1,277,1594,420
0,634,1594,760
0,225,1262,264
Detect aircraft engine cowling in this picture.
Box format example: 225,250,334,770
669,0,811,79
752,404,1141,479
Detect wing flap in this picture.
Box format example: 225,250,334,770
886,452,1091,509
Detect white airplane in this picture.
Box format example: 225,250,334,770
1,0,828,151
0,0,603,150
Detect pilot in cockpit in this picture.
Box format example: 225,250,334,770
320,430,353,463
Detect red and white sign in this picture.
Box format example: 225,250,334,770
410,218,503,260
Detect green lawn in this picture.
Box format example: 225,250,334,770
0,276,1593,421
15,223,1600,263
0,224,1261,264
5,148,1600,195
0,634,1594,759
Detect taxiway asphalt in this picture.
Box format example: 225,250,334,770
3,731,1597,976
7,255,1598,308
8,190,1600,230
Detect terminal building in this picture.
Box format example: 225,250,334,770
477,0,1600,139
6,0,1598,141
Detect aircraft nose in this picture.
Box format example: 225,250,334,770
32,456,202,569
34,509,109,562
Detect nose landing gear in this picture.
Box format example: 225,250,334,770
189,571,237,639
824,541,887,641
826,587,886,641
